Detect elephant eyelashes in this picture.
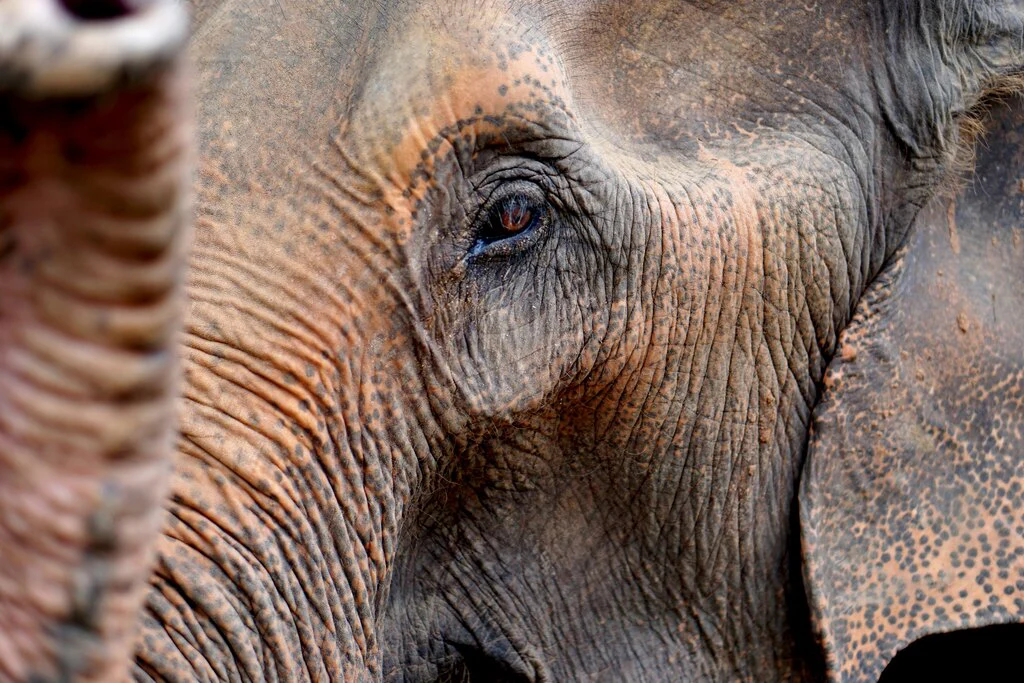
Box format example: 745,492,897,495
496,195,537,234
470,189,549,257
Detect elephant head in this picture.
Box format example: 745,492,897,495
1,0,1022,681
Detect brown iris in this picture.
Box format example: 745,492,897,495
498,195,535,235
472,191,547,255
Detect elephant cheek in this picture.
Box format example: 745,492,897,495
0,2,190,681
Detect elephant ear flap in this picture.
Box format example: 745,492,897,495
799,98,1024,682
875,1,1024,165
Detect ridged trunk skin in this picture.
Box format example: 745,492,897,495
0,2,190,681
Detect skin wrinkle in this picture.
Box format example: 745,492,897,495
159,294,407,679
188,259,342,359
160,543,279,680
144,607,213,682
146,562,236,678
155,557,236,679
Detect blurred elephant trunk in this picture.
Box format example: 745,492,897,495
0,1,190,680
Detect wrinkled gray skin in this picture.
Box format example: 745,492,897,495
1,0,1023,682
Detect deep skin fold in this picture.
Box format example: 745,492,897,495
2,0,1022,681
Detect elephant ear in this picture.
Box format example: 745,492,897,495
800,94,1024,682
874,0,1024,161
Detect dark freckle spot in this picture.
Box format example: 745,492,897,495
497,85,508,97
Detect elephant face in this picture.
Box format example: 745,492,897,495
176,2,1022,680
1,0,1022,681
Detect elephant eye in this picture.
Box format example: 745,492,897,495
496,195,536,234
473,192,547,253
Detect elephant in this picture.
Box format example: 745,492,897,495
1,0,1023,681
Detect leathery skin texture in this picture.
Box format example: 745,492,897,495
0,0,1022,682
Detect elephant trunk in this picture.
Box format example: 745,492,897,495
0,2,190,681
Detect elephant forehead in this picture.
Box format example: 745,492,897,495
343,20,574,196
